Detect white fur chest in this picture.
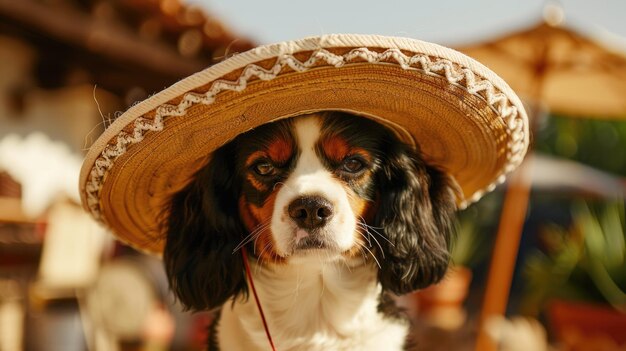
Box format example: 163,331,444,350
216,260,408,351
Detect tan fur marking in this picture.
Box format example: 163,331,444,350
348,147,373,163
343,186,378,259
238,194,285,264
246,173,267,192
267,138,293,165
320,135,350,163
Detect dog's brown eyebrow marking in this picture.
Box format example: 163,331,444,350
266,138,293,165
320,135,350,163
320,135,373,164
244,139,294,167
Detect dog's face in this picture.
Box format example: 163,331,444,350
236,115,383,264
164,112,458,311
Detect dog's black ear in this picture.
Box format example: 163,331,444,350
163,143,247,311
374,142,457,295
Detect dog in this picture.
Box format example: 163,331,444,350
162,111,457,350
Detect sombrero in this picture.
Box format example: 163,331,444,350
79,34,529,255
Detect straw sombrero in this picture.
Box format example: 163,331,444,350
79,34,529,255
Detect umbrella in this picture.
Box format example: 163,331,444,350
456,11,626,351
459,21,626,119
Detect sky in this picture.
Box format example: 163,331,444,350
188,0,626,47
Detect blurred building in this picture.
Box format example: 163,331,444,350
0,1,253,350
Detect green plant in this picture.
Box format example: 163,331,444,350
522,201,626,316
535,115,626,177
450,217,488,268
579,203,626,311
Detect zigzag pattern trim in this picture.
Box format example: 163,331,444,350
85,47,525,218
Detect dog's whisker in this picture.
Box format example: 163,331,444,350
354,241,382,269
357,225,373,247
354,226,372,248
233,225,264,251
257,242,270,261
256,242,274,271
232,221,272,253
355,223,383,251
356,227,385,259
355,215,384,231
232,230,264,253
252,225,272,253
249,220,272,236
253,249,266,275
356,215,381,231
357,218,394,247
359,224,388,242
250,230,271,258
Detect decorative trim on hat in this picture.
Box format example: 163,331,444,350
85,47,526,221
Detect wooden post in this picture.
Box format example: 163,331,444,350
474,156,533,351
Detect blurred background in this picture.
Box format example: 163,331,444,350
0,0,625,350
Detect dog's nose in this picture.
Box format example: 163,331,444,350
288,196,334,229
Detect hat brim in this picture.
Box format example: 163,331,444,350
80,34,528,255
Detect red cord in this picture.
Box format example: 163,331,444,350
241,248,277,351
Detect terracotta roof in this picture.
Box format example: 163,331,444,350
0,0,255,100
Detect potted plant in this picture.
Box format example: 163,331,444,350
521,201,626,349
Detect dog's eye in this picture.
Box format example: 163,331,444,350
342,157,365,173
253,161,275,176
